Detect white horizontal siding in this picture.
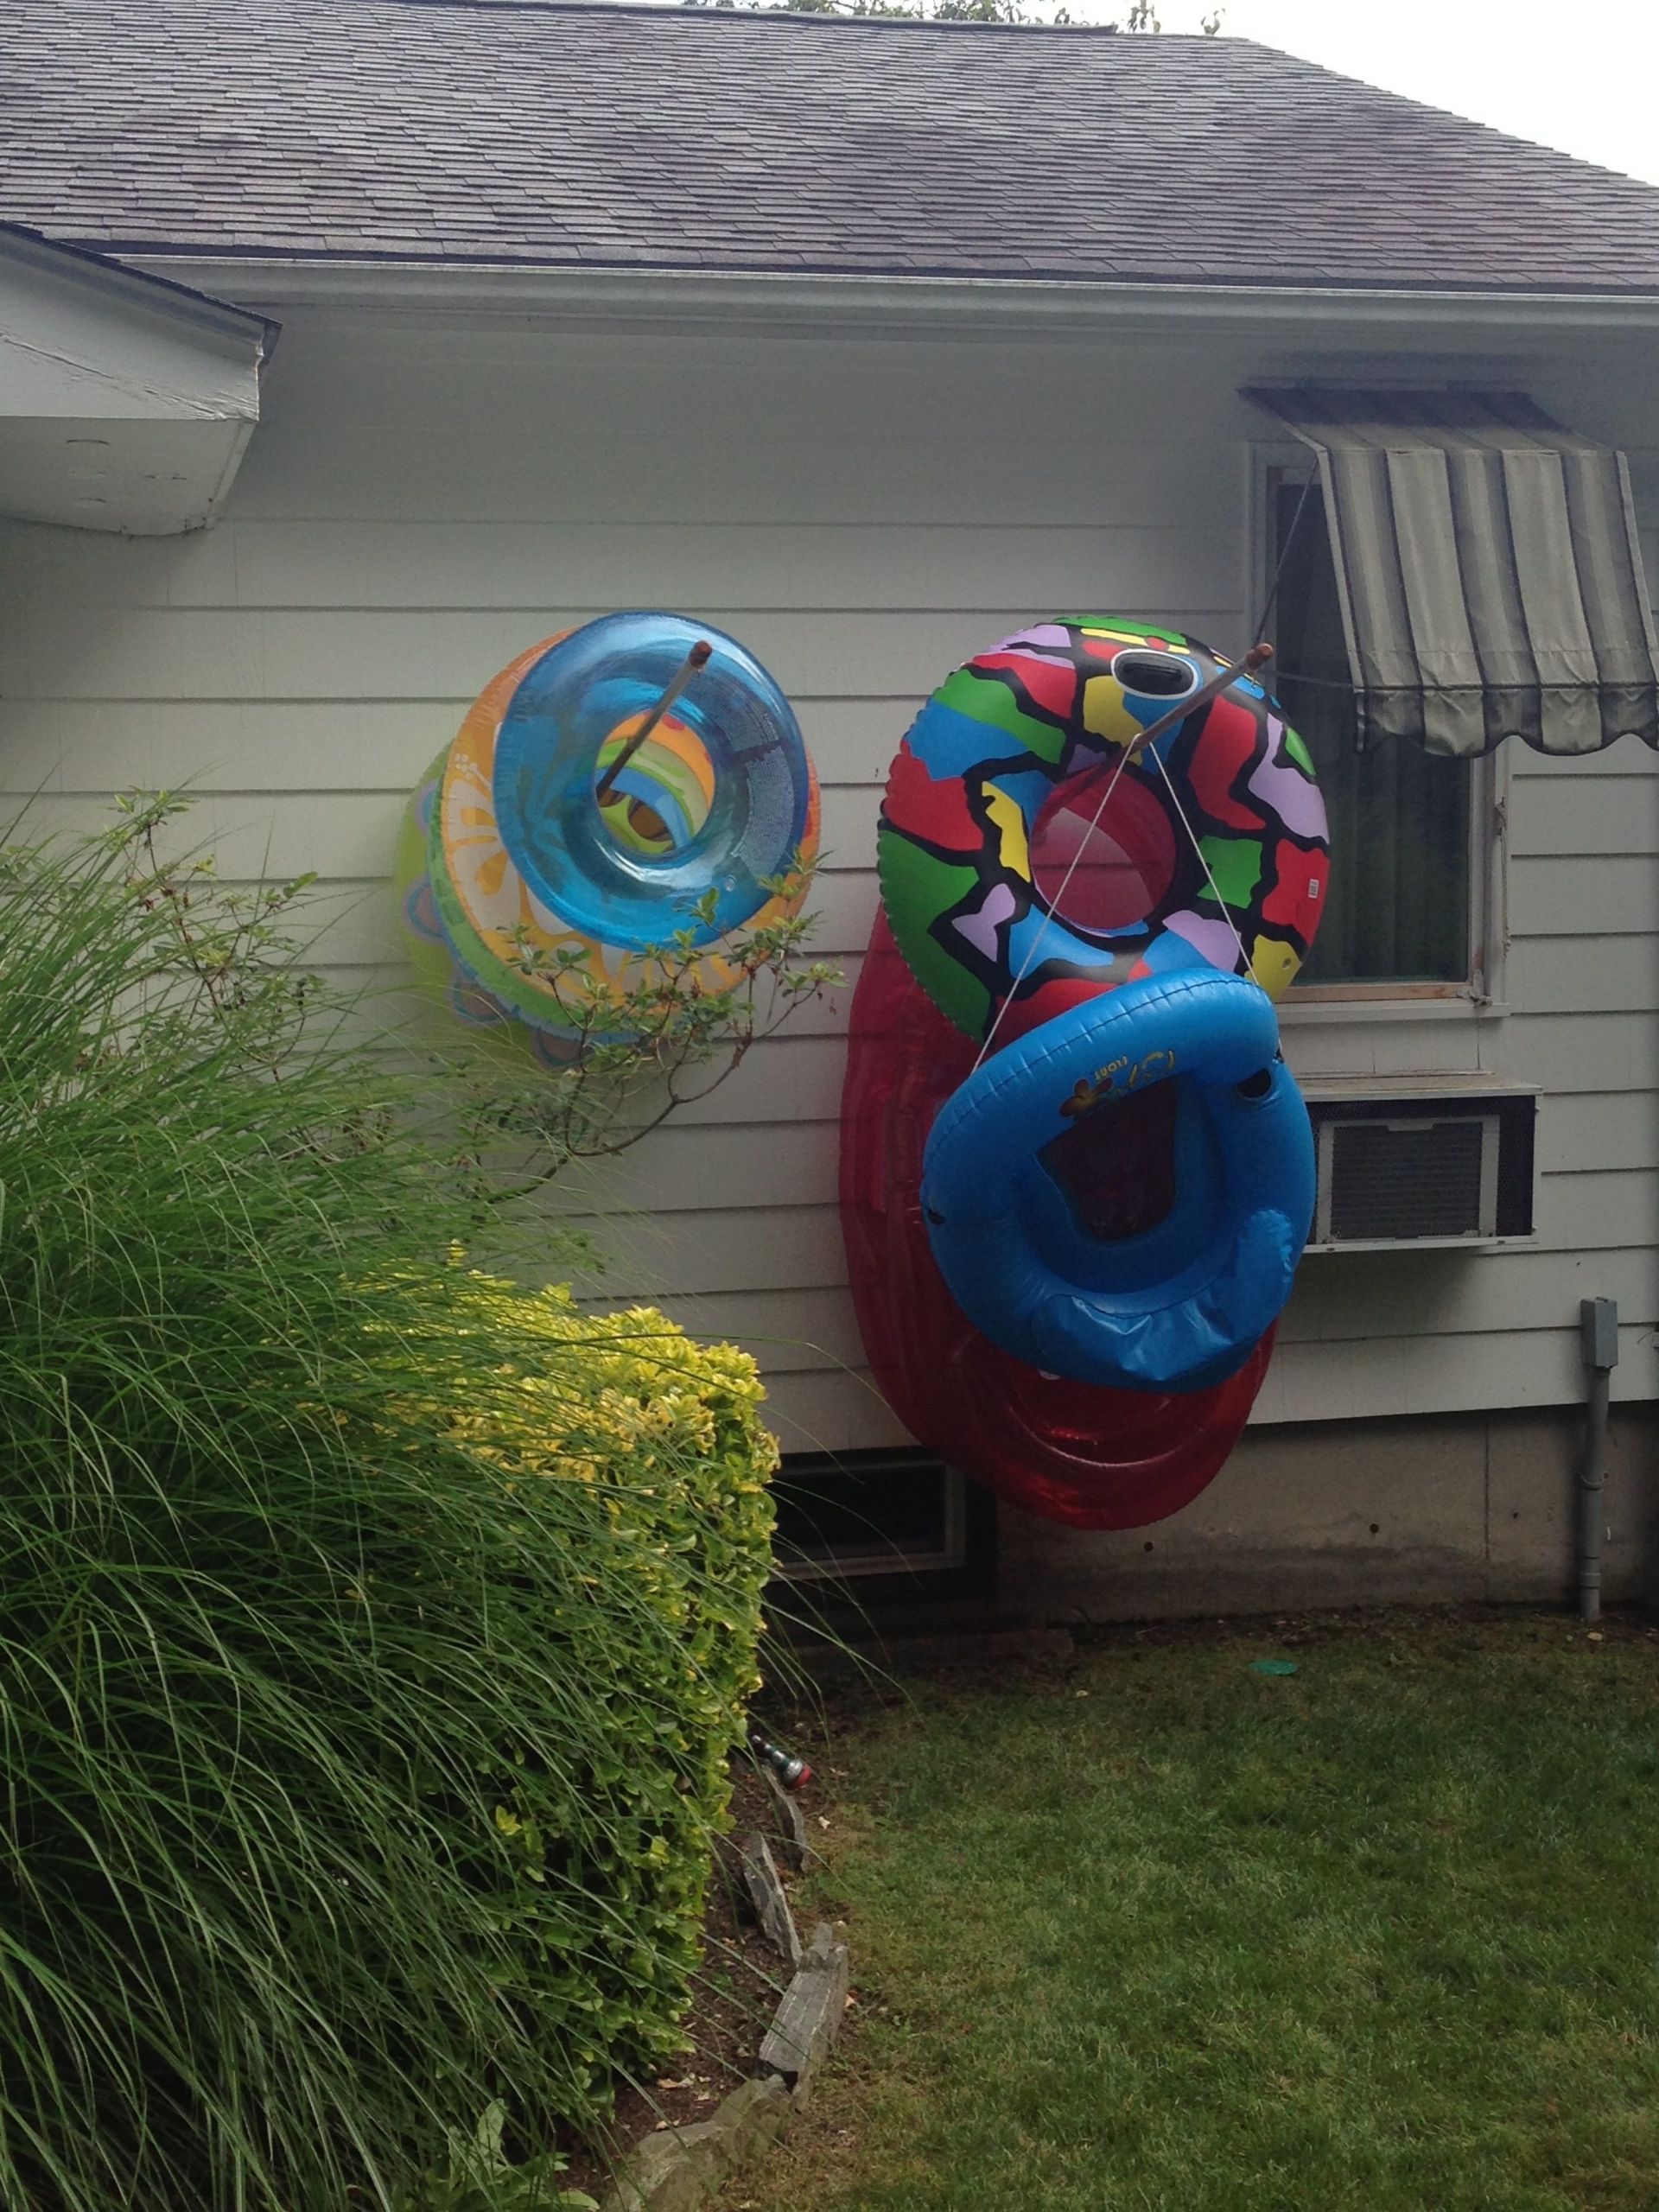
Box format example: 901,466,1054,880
1507,855,1659,938
765,1323,1659,1451
1250,1325,1656,1425
0,311,1654,1452
1506,936,1659,1014
3,604,1249,705
1506,776,1659,858
0,518,1241,614
538,1091,1659,1214
760,1369,911,1456
590,1237,1659,1373
557,1170,1657,1304
0,696,905,794
226,333,1244,526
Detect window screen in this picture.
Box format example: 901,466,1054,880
1271,478,1472,984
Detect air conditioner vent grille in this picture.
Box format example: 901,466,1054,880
1328,1119,1487,1242
1304,1087,1536,1250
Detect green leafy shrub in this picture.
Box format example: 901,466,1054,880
491,874,841,1178
0,805,777,2211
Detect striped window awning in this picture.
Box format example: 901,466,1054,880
1247,385,1659,758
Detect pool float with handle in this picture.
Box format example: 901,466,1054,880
399,613,820,1054
840,918,1275,1530
921,967,1313,1391
874,617,1327,1396
878,618,1328,1042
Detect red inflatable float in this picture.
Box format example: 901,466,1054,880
838,615,1328,1529
840,917,1274,1533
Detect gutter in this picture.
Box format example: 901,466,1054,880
2,223,279,362
116,257,1659,342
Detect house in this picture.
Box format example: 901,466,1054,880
3,0,1657,1619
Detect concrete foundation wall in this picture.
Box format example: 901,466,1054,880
997,1405,1659,1622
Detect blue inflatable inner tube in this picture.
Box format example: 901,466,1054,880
492,612,814,951
919,969,1315,1393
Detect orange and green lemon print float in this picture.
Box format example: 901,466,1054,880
877,617,1329,1048
398,614,820,1059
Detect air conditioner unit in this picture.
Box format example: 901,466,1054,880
1300,1076,1537,1253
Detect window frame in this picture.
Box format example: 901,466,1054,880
768,1449,993,1582
1247,442,1509,1023
766,1451,999,1624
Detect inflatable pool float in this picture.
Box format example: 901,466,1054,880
922,966,1313,1391
399,613,820,1053
878,618,1327,1041
842,616,1329,1522
841,918,1275,1532
875,617,1327,1396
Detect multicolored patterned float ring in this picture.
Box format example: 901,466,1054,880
878,618,1329,1046
398,614,819,1051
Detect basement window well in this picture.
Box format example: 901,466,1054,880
770,1448,994,1602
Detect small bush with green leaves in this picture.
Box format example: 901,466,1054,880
0,804,778,2212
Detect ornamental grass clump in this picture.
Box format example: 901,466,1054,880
0,804,778,2212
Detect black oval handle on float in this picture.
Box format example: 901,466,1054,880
1053,641,1278,848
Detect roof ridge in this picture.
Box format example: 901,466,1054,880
372,0,1190,33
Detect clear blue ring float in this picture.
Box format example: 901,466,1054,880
493,613,817,952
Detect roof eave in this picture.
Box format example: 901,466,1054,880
1,225,279,357
0,226,276,535
117,255,1659,336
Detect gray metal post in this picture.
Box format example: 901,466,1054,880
1577,1297,1619,1624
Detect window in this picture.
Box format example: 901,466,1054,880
1266,469,1481,992
769,1448,995,1612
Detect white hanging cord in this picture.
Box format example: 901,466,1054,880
1252,472,1319,644
1143,739,1253,981
969,642,1274,1072
969,737,1139,1074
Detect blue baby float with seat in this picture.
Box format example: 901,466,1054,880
919,969,1316,1394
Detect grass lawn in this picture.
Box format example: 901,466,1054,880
721,1611,1659,2212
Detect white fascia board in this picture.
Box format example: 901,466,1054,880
120,255,1659,343
0,231,275,532
0,232,272,422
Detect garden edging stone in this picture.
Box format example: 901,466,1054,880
741,1832,803,1967
759,1923,852,2103
597,1921,851,2212
597,2076,791,2212
763,1770,812,1872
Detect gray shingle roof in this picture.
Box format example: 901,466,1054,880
6,0,1659,294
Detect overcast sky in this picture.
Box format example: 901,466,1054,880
1180,1,1659,186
